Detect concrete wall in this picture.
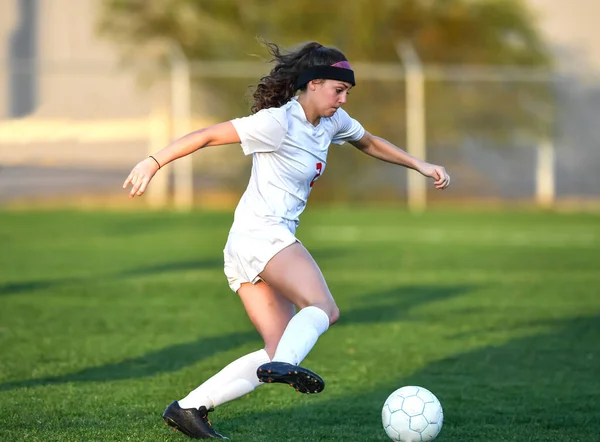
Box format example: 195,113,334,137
1,0,155,120
528,0,600,75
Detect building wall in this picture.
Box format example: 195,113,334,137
526,0,600,197
528,0,600,74
1,0,154,120
37,0,115,62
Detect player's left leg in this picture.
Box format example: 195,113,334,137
255,242,339,394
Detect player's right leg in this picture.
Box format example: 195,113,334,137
163,281,294,439
260,241,339,322
256,241,339,394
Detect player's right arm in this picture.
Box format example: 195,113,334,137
123,122,240,198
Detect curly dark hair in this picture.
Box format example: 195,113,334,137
250,40,348,113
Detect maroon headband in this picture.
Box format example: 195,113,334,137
295,61,355,90
331,61,352,69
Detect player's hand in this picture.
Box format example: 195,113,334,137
123,157,160,198
416,161,450,189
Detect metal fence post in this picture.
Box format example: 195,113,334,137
147,102,171,209
170,44,194,211
397,43,427,213
536,138,555,208
518,87,557,209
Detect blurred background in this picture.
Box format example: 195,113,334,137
1,3,600,441
0,0,599,211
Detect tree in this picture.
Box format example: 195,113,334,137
97,0,550,66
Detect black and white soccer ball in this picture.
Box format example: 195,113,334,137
382,386,443,442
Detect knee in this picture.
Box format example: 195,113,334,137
328,305,340,326
309,302,339,326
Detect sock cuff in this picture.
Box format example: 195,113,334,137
252,348,271,364
302,306,330,335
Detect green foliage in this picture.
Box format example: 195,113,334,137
0,208,599,441
97,0,550,66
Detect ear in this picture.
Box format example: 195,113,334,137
308,80,318,91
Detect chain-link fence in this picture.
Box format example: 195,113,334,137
1,58,599,209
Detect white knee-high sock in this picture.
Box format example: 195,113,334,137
272,306,330,366
178,349,270,410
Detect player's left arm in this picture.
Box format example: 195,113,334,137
349,131,450,190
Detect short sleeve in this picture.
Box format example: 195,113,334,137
331,108,365,145
230,108,287,155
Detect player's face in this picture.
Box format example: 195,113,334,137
316,80,352,117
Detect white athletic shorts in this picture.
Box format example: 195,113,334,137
223,224,299,293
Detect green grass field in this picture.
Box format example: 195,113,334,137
1,207,599,441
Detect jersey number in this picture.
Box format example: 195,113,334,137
310,162,323,188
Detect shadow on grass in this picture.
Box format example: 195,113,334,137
0,281,54,296
0,331,259,392
341,284,469,325
224,315,600,442
0,258,223,296
0,282,470,392
0,247,345,297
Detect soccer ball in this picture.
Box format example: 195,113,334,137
382,386,443,442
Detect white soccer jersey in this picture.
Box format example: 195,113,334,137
230,97,365,234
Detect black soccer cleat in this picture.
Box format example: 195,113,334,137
257,361,325,394
162,401,228,440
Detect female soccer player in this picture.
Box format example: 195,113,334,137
123,41,450,439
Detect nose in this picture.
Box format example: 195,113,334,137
339,92,347,105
